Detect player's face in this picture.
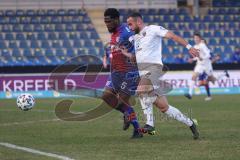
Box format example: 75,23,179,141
104,16,118,33
127,17,140,34
194,35,201,44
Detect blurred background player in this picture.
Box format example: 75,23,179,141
126,12,200,139
101,8,142,138
185,33,229,100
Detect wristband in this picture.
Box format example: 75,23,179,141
186,44,192,50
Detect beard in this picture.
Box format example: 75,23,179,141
134,27,140,34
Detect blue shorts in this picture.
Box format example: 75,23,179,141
105,71,139,96
198,72,208,81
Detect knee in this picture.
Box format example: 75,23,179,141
137,84,153,95
154,101,169,113
101,92,118,107
160,105,169,113
101,93,108,102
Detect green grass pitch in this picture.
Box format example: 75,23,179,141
0,95,240,160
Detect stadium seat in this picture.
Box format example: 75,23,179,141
9,41,19,49
5,33,14,40
26,10,35,16
209,39,217,45
1,7,237,66
23,24,33,32
73,40,82,48
52,40,62,48
31,40,40,48
66,48,76,56
224,46,233,53
16,9,25,16
63,40,72,48
19,41,29,48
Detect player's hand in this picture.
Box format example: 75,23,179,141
103,61,108,69
189,48,199,58
102,56,108,69
120,46,132,58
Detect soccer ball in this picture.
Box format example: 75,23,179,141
16,93,35,111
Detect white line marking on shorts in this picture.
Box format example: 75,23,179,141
0,142,74,160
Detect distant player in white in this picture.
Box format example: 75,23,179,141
124,12,200,139
185,34,229,101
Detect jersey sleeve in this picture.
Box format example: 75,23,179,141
119,25,135,54
151,25,169,37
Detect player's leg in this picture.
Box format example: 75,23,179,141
204,83,212,101
153,96,199,139
111,71,142,138
198,73,212,100
185,72,198,99
139,95,155,135
101,79,125,113
208,71,229,84
137,74,156,135
207,64,229,84
118,91,143,138
101,80,133,131
137,65,199,139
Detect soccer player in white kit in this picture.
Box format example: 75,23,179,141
125,12,200,139
185,34,229,101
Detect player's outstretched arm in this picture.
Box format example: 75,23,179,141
164,31,199,58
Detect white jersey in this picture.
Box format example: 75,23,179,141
133,25,168,65
193,42,213,75
194,42,211,66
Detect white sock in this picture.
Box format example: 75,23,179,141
165,105,193,127
188,80,195,96
139,96,154,127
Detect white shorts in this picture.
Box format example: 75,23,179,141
137,63,172,96
194,64,213,76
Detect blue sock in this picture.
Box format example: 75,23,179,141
124,106,140,131
205,84,211,97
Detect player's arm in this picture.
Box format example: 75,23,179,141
103,43,110,69
164,31,199,58
102,54,108,69
120,46,136,63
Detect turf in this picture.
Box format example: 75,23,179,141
0,95,240,160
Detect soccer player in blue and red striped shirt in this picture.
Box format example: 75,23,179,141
101,8,143,138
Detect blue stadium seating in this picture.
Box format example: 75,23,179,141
0,8,104,66
0,7,239,66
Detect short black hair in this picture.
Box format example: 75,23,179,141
128,12,142,19
194,33,202,39
104,8,120,19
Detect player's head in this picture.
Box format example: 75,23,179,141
194,33,202,44
104,8,120,33
127,12,143,34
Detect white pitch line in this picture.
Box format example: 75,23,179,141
0,118,60,127
0,109,54,113
0,142,74,160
